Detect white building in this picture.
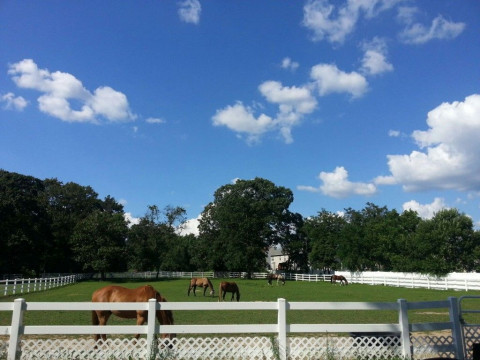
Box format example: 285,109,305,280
267,246,289,272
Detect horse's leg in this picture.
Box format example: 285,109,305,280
193,285,197,296
203,285,207,296
136,314,147,340
95,311,111,343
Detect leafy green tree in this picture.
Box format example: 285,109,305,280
412,209,478,275
198,178,294,275
305,209,345,271
276,212,310,272
127,205,186,277
71,210,128,280
42,179,103,272
0,170,51,276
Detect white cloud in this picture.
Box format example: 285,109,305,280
310,63,368,98
177,215,200,236
124,212,140,227
384,94,480,192
8,59,135,123
146,117,166,124
281,57,299,71
402,197,448,219
178,0,201,25
388,130,400,137
302,0,401,44
1,92,28,111
399,14,465,44
298,166,377,198
360,38,393,76
213,81,317,144
212,102,274,144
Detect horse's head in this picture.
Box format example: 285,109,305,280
209,289,215,296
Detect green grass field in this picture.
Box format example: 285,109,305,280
2,278,480,331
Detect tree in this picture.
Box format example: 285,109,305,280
0,170,51,276
304,209,345,271
198,178,294,275
71,210,128,280
127,205,186,277
412,209,478,276
43,179,103,272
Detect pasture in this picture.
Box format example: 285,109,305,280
2,277,480,333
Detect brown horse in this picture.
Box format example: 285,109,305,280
267,273,285,285
330,275,348,285
187,277,215,297
219,281,240,302
91,285,175,342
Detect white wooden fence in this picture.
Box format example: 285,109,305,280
1,296,475,360
0,275,78,296
335,271,480,291
94,270,480,291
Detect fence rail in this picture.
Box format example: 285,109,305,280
0,296,469,360
336,271,480,291
0,275,78,296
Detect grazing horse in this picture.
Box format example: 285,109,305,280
188,277,215,297
91,285,175,342
219,281,240,302
267,273,286,286
330,275,348,286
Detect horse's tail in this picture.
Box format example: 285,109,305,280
218,283,223,301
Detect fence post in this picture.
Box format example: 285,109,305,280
8,298,25,360
277,298,287,360
398,299,412,359
449,296,465,360
147,298,157,359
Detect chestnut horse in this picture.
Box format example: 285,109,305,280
267,273,285,285
187,277,215,297
330,275,348,285
91,285,175,342
219,281,240,302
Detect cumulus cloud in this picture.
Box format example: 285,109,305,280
360,38,393,76
281,57,299,71
8,59,135,123
213,81,316,144
177,215,200,236
178,0,201,24
302,0,400,44
124,212,140,227
402,197,448,219
212,102,274,144
383,94,480,192
399,14,465,44
298,166,377,198
1,92,28,111
310,63,368,98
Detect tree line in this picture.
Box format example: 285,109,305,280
1,170,479,279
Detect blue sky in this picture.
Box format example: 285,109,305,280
1,0,479,234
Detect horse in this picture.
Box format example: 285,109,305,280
91,285,175,342
267,273,285,285
330,275,348,285
187,277,215,297
218,281,240,302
